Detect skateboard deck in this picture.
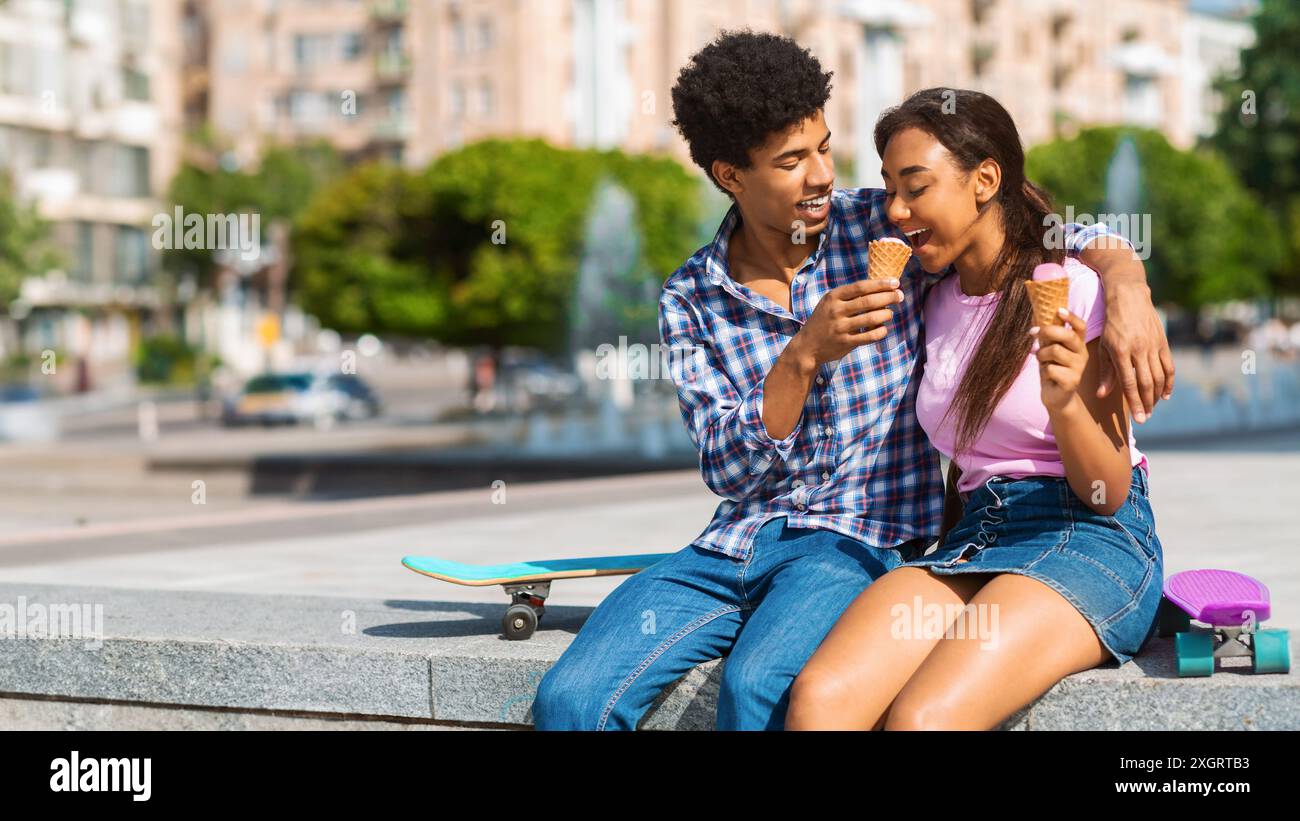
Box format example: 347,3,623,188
1157,569,1290,677
1164,568,1271,626
402,553,672,586
402,553,673,640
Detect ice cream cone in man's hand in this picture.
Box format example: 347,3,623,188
869,237,912,282
1025,262,1071,328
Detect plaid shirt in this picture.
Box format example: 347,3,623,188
659,187,1121,561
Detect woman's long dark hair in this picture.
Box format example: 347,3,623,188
874,88,1064,459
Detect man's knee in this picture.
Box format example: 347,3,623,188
718,655,792,714
532,662,603,730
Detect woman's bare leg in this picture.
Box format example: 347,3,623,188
786,565,989,730
883,573,1112,730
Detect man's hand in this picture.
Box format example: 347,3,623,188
1076,239,1174,424
787,278,904,370
1098,278,1175,424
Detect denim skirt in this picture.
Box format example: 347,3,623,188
903,465,1163,665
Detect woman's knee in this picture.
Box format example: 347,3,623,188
788,668,847,715
883,692,957,730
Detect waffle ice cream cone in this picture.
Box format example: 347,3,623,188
1025,277,1070,327
869,238,912,281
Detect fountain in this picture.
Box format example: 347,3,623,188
516,176,683,456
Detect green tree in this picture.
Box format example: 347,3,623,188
1026,126,1283,309
162,140,344,284
0,172,59,304
293,139,702,351
1210,0,1300,295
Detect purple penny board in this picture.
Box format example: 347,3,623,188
1164,569,1271,627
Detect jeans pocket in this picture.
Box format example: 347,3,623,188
1105,498,1157,563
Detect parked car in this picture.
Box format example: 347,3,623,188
497,350,582,411
221,371,381,429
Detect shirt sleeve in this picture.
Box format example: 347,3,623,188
1063,221,1134,257
659,290,803,501
1065,259,1107,344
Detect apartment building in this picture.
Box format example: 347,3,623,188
190,0,1251,189
0,0,182,380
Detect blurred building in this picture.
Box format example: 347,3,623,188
185,0,1255,188
0,0,182,384
1182,0,1257,141
185,0,580,168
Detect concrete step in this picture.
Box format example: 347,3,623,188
0,582,1295,730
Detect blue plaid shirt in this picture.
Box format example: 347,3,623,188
659,187,1120,561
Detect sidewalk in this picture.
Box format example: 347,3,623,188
1,582,1295,730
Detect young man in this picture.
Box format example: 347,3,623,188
531,31,1172,730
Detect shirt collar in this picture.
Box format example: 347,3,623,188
701,199,837,292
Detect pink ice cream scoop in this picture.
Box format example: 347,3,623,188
1032,262,1068,282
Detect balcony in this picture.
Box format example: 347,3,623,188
369,0,409,24
375,51,412,82
371,115,412,142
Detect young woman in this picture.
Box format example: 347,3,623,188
785,88,1164,730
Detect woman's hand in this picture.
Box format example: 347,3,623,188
1032,309,1088,412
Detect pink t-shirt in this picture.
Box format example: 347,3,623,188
915,257,1147,496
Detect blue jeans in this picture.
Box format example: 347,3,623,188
905,465,1163,665
531,516,914,730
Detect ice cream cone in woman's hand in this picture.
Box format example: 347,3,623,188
869,237,911,281
1025,262,1071,328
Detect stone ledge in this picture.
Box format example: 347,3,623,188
0,583,1295,730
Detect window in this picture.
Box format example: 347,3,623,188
122,1,151,52
0,43,13,95
115,226,150,284
477,19,493,52
452,18,466,55
287,89,331,125
386,88,406,118
74,221,95,282
123,66,150,101
340,31,363,60
450,81,465,119
123,145,150,197
293,34,332,68
1122,73,1161,128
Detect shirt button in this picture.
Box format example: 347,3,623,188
822,426,832,438
821,472,830,481
709,273,722,285
815,376,825,386
797,504,807,511
795,274,805,284
791,479,805,489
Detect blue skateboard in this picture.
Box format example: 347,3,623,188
402,553,673,640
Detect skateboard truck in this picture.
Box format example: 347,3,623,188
502,581,550,641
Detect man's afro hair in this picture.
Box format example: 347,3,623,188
671,30,833,194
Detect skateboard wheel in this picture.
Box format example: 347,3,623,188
1157,596,1190,638
1175,630,1215,677
502,604,538,641
1253,629,1291,674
